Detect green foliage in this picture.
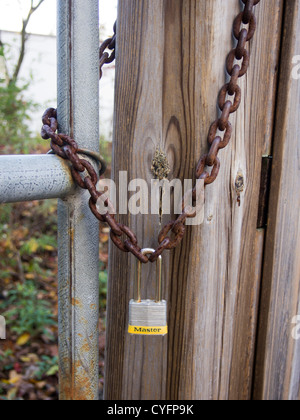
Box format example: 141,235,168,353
100,135,112,166
0,350,13,369
34,356,58,381
0,281,55,338
20,235,57,256
0,203,57,299
99,263,108,310
0,43,40,154
0,203,12,232
0,81,38,153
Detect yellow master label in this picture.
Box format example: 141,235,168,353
128,325,168,335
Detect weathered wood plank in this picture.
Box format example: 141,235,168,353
105,0,168,400
105,0,283,400
165,0,283,401
253,0,300,401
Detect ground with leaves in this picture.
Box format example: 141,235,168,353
0,143,111,401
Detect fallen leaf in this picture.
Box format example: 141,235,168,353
27,353,40,363
7,387,18,400
27,238,39,253
8,370,22,385
16,333,31,347
20,353,39,363
34,381,46,389
46,365,59,377
44,245,55,251
20,356,31,363
14,362,22,373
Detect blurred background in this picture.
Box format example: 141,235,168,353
0,0,116,400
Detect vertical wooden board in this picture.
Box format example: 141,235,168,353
162,0,199,400
105,0,168,400
121,0,168,401
163,0,283,400
254,0,300,401
227,1,283,399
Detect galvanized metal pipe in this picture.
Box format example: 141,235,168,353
0,154,75,203
57,0,100,400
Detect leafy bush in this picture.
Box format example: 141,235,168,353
0,81,41,154
0,44,40,154
0,31,112,398
34,356,59,380
0,281,55,338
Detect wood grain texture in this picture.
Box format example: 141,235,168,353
105,0,168,400
253,0,300,401
105,0,283,400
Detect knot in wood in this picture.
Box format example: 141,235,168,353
151,147,170,180
235,170,245,207
235,170,245,193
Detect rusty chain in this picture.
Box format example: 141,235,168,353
99,21,116,79
41,0,261,264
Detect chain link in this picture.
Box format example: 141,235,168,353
41,0,261,264
99,21,117,79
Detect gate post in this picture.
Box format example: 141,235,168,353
57,0,100,400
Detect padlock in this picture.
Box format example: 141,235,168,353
128,248,168,336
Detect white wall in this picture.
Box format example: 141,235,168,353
0,30,114,140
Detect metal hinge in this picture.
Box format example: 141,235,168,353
257,156,273,229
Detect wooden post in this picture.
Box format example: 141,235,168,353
253,0,300,401
105,0,283,400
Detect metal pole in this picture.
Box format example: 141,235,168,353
0,155,75,203
57,0,100,400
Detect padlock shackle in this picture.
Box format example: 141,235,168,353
135,248,162,303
